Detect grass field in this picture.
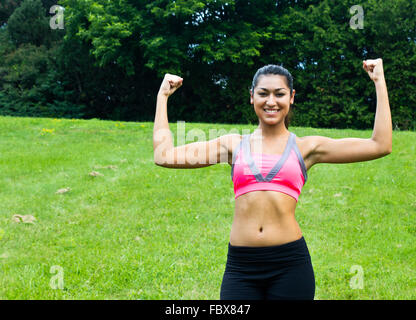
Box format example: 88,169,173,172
0,115,414,299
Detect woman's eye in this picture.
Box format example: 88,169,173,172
259,93,283,96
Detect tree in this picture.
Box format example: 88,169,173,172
1,0,415,129
7,0,50,46
0,0,22,26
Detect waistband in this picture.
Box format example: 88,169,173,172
227,236,310,265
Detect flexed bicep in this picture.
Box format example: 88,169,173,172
154,134,239,169
308,135,391,165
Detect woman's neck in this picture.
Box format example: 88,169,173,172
254,123,289,139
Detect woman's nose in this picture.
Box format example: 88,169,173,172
266,95,277,106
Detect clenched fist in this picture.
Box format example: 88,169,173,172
158,73,183,97
363,58,385,82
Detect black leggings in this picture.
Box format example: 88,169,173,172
220,236,315,300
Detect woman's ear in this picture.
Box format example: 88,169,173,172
250,89,253,104
290,89,296,105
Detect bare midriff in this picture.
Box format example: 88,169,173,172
229,190,302,247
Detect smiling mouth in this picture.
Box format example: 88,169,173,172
263,108,281,114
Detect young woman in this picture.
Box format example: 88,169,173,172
153,59,392,300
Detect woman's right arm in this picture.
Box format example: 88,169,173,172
153,74,238,168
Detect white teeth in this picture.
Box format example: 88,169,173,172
264,109,279,113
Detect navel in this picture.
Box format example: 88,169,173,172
259,227,263,233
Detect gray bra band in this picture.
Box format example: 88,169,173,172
242,133,265,182
292,137,308,183
230,136,245,180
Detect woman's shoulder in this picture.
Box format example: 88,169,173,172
218,134,243,166
292,134,321,170
293,132,317,145
221,133,243,151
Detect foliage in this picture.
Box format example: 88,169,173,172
7,0,51,46
0,42,85,118
0,0,415,130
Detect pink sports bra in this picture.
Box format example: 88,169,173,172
231,132,308,202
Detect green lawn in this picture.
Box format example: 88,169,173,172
0,115,414,299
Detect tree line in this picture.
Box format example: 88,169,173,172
0,0,415,130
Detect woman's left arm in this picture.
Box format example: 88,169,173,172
308,58,392,164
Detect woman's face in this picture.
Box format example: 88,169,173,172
250,74,295,126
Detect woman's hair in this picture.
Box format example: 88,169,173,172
250,64,294,129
